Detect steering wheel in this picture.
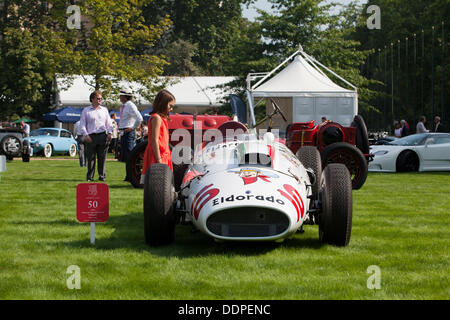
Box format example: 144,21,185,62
270,99,288,122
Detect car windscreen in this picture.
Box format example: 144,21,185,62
30,129,59,137
386,133,428,146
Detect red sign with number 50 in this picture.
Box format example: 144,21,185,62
76,183,109,222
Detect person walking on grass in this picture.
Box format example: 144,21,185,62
140,90,175,184
79,90,113,182
118,87,143,181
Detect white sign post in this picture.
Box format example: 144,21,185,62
90,222,95,245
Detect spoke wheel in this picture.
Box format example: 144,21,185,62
1,135,22,157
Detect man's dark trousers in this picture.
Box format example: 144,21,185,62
120,130,136,181
120,130,136,162
85,132,109,180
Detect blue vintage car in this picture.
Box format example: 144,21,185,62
23,128,78,158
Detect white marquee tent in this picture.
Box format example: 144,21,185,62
247,48,358,128
54,75,236,114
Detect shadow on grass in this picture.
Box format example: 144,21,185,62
107,184,141,189
61,211,324,258
19,178,83,182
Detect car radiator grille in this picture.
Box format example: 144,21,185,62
206,207,289,238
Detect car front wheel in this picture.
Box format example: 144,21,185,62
319,164,352,247
143,163,177,246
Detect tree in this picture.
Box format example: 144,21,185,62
0,1,77,120
160,39,201,76
0,0,172,120
353,0,449,128
72,0,172,103
142,0,253,75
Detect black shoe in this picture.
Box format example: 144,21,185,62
87,178,94,182
99,177,106,181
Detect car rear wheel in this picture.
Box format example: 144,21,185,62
43,144,52,158
143,163,177,246
68,144,77,157
396,150,419,172
1,135,22,158
320,142,368,190
351,115,370,155
319,164,352,246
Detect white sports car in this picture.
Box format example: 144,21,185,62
369,133,450,172
142,124,353,247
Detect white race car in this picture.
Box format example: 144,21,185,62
369,133,450,172
142,122,353,247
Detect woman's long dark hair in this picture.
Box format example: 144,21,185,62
151,89,175,119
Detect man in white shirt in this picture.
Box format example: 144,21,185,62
118,86,143,181
79,90,113,181
20,121,30,137
416,116,429,134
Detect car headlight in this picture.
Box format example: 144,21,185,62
373,150,388,156
35,142,40,147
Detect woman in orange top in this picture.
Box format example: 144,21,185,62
141,90,175,179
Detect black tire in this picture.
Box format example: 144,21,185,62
1,135,22,157
319,164,352,246
396,150,419,172
144,164,176,246
126,140,148,188
351,115,370,154
321,142,368,190
296,146,322,197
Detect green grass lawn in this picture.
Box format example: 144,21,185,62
0,157,449,299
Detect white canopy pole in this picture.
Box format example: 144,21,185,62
245,90,256,127
300,51,358,91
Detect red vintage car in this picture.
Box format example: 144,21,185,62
285,114,370,189
126,113,233,189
